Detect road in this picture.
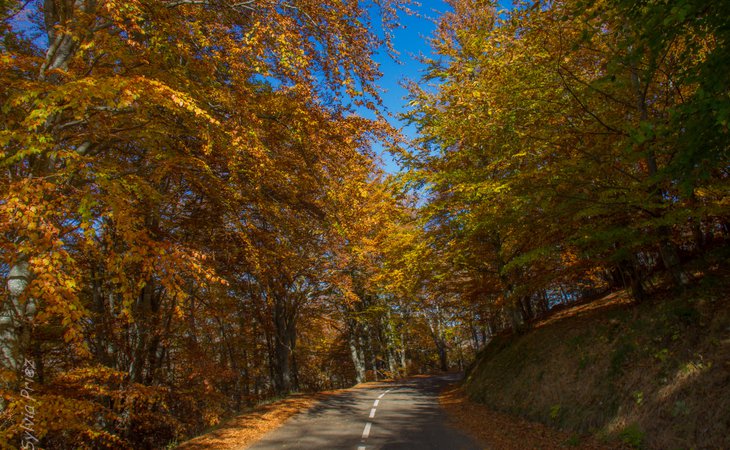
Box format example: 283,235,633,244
248,375,480,450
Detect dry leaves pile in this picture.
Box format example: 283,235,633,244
177,381,392,449
176,392,328,450
440,386,626,450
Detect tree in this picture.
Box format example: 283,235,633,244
1,0,412,446
404,0,729,338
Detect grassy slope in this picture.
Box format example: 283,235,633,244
464,271,730,449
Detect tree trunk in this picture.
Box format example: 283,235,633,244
2,260,33,374
348,332,366,384
345,313,367,384
630,60,688,288
399,332,407,375
289,320,299,392
362,323,378,381
438,344,448,372
272,294,295,395
657,228,689,286
427,315,449,372
519,296,533,325
692,221,704,251
469,321,479,351
1,258,37,411
383,310,398,377
129,281,156,384
508,301,524,333
628,256,647,302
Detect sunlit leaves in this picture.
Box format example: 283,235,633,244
1,0,411,447
405,0,728,330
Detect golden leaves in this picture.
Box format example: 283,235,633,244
0,0,415,447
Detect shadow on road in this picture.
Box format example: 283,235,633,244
249,374,479,450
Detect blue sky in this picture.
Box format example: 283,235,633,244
365,1,515,174
363,1,452,174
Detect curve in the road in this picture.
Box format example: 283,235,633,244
248,375,479,450
358,389,390,449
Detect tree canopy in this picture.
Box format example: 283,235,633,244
0,0,728,447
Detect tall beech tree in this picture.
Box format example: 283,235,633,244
0,0,416,447
405,0,729,332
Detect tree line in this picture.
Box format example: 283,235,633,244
0,1,450,448
400,0,729,337
1,0,728,448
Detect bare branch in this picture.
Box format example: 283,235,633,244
165,0,257,13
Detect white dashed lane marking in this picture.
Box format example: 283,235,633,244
358,389,392,449
361,422,372,440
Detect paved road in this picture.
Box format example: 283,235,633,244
248,374,480,450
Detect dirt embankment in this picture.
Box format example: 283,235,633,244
459,273,730,449
440,384,626,449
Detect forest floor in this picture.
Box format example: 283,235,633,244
175,391,325,449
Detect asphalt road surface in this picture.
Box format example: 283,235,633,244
248,374,480,450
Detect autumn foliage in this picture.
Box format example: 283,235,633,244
402,0,729,336
0,0,728,448
0,0,424,448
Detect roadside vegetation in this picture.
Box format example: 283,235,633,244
1,0,728,448
404,1,730,448
463,262,729,448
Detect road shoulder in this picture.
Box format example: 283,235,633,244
176,382,392,450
